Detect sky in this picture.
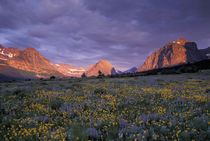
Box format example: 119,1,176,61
0,0,209,71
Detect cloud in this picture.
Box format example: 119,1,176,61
0,0,209,70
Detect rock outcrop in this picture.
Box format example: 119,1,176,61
123,67,137,74
0,45,64,78
199,47,210,59
54,64,87,77
85,60,116,77
136,39,206,72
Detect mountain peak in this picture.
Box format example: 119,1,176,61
123,67,137,74
0,46,20,58
86,60,116,77
0,45,64,78
173,38,190,45
24,47,38,52
96,60,114,69
97,59,111,64
54,64,87,77
136,39,205,72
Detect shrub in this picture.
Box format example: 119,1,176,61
81,73,87,78
94,88,107,95
49,98,64,110
50,76,56,80
97,70,105,78
40,78,44,81
13,89,27,99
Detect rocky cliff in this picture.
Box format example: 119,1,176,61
85,60,116,77
0,45,63,78
136,39,206,72
54,64,87,77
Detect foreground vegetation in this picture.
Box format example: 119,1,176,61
0,71,209,140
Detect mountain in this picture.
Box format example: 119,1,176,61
116,67,137,74
0,65,37,81
115,69,123,74
199,47,210,59
0,46,20,58
0,45,118,79
0,45,64,78
85,60,116,77
54,64,87,77
123,67,137,74
136,39,208,72
55,60,116,77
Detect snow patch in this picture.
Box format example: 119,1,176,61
0,50,15,58
69,69,86,72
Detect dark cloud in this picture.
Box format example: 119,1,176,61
0,0,209,70
84,0,210,32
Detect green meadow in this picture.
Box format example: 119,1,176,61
0,71,209,141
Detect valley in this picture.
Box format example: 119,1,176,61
0,70,209,140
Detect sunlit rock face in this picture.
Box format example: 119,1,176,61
54,60,117,77
85,60,116,77
0,45,20,59
54,64,87,77
136,39,206,72
0,45,117,78
0,45,64,78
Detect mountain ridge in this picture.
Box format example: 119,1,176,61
54,64,87,77
0,45,118,78
136,39,208,72
0,45,64,78
0,39,209,80
85,60,116,77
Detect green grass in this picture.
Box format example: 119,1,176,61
0,71,209,140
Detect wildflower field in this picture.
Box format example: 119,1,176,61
0,71,209,140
